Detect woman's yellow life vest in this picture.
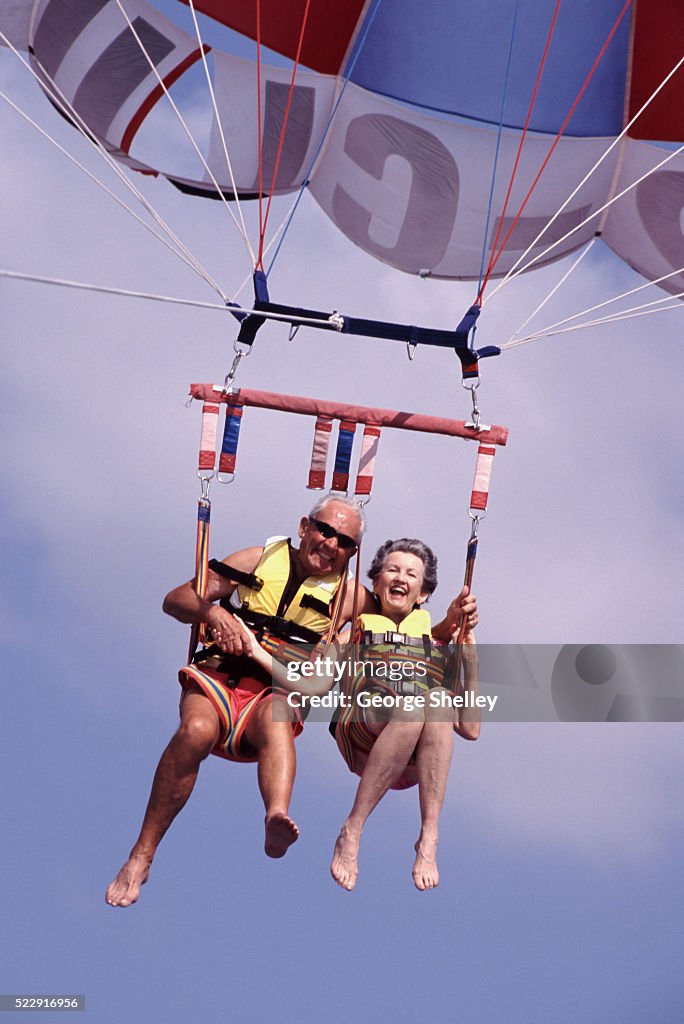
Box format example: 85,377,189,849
357,607,432,646
235,537,344,640
351,607,445,694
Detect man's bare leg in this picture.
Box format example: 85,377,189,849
244,698,299,858
105,689,219,907
412,712,454,891
331,718,424,891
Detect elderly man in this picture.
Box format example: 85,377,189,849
105,495,365,907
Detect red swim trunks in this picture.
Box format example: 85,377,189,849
179,658,303,763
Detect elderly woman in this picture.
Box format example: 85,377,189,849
330,538,478,892
236,535,478,891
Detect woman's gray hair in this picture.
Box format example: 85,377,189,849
307,494,366,536
367,538,438,596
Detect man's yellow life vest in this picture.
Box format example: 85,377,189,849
235,537,344,641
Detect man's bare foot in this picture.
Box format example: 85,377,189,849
330,825,360,891
264,812,299,858
412,833,439,891
105,852,151,907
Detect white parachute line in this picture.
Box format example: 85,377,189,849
1,33,227,299
506,264,684,343
504,292,684,348
0,269,233,310
1,269,340,329
0,87,225,296
185,0,255,265
504,299,683,348
113,0,253,264
228,191,303,304
486,140,684,306
485,52,684,305
510,237,597,340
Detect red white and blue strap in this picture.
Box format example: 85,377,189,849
331,420,356,492
470,444,496,512
198,402,220,475
354,425,381,497
308,416,333,490
218,400,244,476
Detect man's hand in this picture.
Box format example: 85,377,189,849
205,605,253,657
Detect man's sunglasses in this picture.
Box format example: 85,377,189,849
309,517,358,551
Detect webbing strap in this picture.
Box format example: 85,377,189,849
470,444,496,512
363,630,430,650
188,498,211,661
299,593,331,617
327,544,362,732
320,570,348,655
451,440,497,686
453,305,481,380
446,533,479,699
191,400,219,658
463,534,478,593
232,606,323,645
354,425,381,497
308,416,333,489
255,300,497,355
236,270,269,346
198,403,220,473
332,420,356,492
219,402,243,475
208,558,263,592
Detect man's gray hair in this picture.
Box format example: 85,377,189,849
307,493,366,536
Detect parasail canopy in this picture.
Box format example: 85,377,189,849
3,0,684,295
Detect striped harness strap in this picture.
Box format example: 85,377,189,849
192,627,317,676
362,630,432,660
230,606,323,646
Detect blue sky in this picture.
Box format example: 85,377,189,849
1,16,683,1024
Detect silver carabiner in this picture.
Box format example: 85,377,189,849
233,337,254,357
222,342,250,394
466,382,481,429
468,509,487,533
197,474,212,500
463,379,490,432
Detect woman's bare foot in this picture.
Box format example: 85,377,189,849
264,812,299,857
330,825,361,891
412,832,440,891
105,852,152,907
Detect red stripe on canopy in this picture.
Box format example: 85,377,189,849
628,0,684,141
121,45,211,154
180,0,366,74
